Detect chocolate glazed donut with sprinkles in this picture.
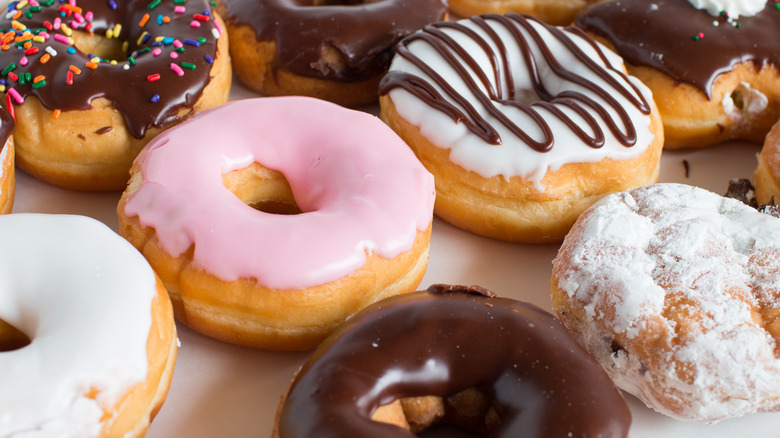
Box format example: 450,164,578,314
0,0,231,190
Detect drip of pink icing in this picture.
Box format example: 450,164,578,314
123,97,435,290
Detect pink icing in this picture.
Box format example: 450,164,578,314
123,97,435,290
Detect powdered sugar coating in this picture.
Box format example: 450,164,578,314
552,183,780,422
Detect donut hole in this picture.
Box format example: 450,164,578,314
0,318,31,352
373,389,500,436
70,31,128,62
222,162,302,215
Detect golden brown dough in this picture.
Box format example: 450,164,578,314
0,136,14,215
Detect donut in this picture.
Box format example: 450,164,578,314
575,0,780,149
0,0,231,191
754,119,780,205
117,96,435,350
448,0,608,26
551,183,780,422
0,213,177,436
215,0,447,107
378,13,663,243
0,108,14,214
273,284,631,437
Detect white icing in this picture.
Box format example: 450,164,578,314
687,0,766,18
722,81,769,116
386,15,656,189
0,214,158,437
554,183,780,421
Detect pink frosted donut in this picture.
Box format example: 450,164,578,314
117,96,435,350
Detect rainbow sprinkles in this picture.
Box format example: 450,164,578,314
0,0,223,138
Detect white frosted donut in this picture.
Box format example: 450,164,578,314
118,96,435,350
552,183,780,422
0,214,177,437
379,13,663,243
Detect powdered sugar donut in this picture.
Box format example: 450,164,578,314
0,214,177,437
118,97,435,350
552,183,780,422
379,13,663,243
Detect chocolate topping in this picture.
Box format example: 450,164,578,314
0,0,221,138
379,14,651,149
277,285,631,437
0,108,14,153
575,0,780,99
219,0,447,82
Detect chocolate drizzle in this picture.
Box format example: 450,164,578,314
379,14,651,150
0,0,222,138
220,0,447,82
277,285,631,438
575,0,780,98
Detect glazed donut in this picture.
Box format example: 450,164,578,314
117,96,435,350
754,119,780,205
273,284,631,437
0,108,14,214
379,13,663,243
0,213,177,436
0,0,231,191
552,183,780,422
448,0,608,26
576,0,780,149
216,0,447,107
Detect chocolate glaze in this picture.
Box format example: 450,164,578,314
575,0,780,98
0,0,222,138
219,0,447,82
379,14,651,149
0,108,14,153
277,285,631,438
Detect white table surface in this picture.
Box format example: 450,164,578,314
12,79,780,437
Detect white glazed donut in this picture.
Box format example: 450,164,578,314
118,96,435,350
552,183,780,422
379,13,663,243
0,214,177,437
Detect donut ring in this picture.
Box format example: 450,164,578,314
0,0,231,191
576,0,780,149
552,183,780,422
0,108,14,214
448,0,608,26
379,13,663,243
118,97,435,350
273,284,631,437
0,214,177,436
216,0,447,107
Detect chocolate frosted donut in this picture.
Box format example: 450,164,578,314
217,0,447,107
576,0,780,148
0,0,231,190
273,285,631,437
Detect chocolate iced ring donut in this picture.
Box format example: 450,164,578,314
217,0,447,107
273,285,631,437
0,0,231,190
